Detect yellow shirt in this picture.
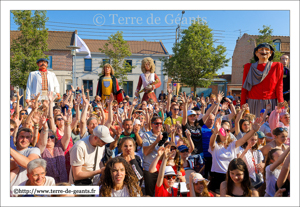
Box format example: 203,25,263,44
164,116,183,126
101,77,112,101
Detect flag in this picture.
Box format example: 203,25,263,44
75,34,91,58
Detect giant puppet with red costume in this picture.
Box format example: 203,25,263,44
135,57,161,102
96,63,123,103
241,43,284,118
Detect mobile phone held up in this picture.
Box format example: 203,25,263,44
158,132,169,147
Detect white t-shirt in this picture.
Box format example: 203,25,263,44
98,185,140,197
265,165,281,197
69,136,105,185
239,148,264,181
10,147,41,187
208,140,238,174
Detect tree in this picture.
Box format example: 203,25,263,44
99,31,135,86
162,20,230,96
249,25,282,63
10,10,49,90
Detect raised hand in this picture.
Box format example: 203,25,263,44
252,117,264,132
133,124,140,134
170,124,176,134
40,115,48,128
31,111,41,125
167,85,173,94
132,97,138,106
200,97,206,106
71,85,76,92
16,91,23,101
277,102,284,109
242,103,248,110
266,103,272,111
217,91,224,103
164,145,171,159
214,118,221,132
106,93,114,104
47,91,55,103
157,146,165,157
185,129,191,138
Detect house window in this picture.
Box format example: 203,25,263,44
47,56,52,69
84,59,92,71
123,81,133,97
103,59,110,65
125,60,132,73
83,80,93,97
273,39,281,51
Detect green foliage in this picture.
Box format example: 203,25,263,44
249,25,283,63
99,31,135,85
161,20,230,95
10,10,49,89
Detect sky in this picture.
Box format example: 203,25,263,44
10,10,290,75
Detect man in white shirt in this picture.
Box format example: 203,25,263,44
25,58,60,103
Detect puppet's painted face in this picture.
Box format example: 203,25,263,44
37,60,48,70
255,47,272,61
145,62,151,71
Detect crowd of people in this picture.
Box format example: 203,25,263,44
9,48,290,197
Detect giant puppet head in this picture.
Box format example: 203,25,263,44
253,43,275,62
141,57,156,73
36,58,48,71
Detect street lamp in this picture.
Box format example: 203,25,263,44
66,45,80,88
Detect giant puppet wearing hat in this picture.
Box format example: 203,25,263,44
25,58,60,103
241,43,284,117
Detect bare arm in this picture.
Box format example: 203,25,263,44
270,147,290,172
156,146,170,187
133,124,143,147
149,147,164,173
72,165,104,181
235,104,247,136
185,129,195,154
104,93,113,129
36,115,49,154
109,126,122,151
225,98,236,120
79,90,89,138
10,148,39,169
276,153,290,189
24,93,40,128
209,118,221,151
47,91,57,132
181,93,188,126
166,86,173,113
61,108,72,151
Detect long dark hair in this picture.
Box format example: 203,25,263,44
239,119,250,133
226,158,252,197
99,157,142,197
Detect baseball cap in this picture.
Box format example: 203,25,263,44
93,125,114,143
164,166,177,176
187,110,197,116
178,145,189,152
133,119,141,126
192,173,208,183
257,131,266,139
260,109,265,114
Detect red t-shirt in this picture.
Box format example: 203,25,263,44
187,191,214,197
156,160,186,176
155,184,180,197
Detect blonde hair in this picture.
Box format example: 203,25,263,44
101,63,115,76
141,57,155,73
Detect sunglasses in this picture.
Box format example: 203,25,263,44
278,127,288,132
123,102,127,104
56,118,63,121
165,175,176,180
48,135,55,139
10,128,14,132
21,113,26,115
173,109,180,111
180,149,189,153
170,146,177,151
153,122,163,126
223,128,230,133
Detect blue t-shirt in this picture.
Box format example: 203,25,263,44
201,124,214,158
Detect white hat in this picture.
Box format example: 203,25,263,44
93,125,114,144
164,166,177,176
133,119,141,126
192,173,207,183
187,110,197,116
185,169,195,184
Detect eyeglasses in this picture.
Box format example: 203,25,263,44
180,149,189,153
153,122,162,126
278,127,288,132
48,135,55,139
56,118,63,121
170,146,177,151
165,175,176,180
10,128,14,132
